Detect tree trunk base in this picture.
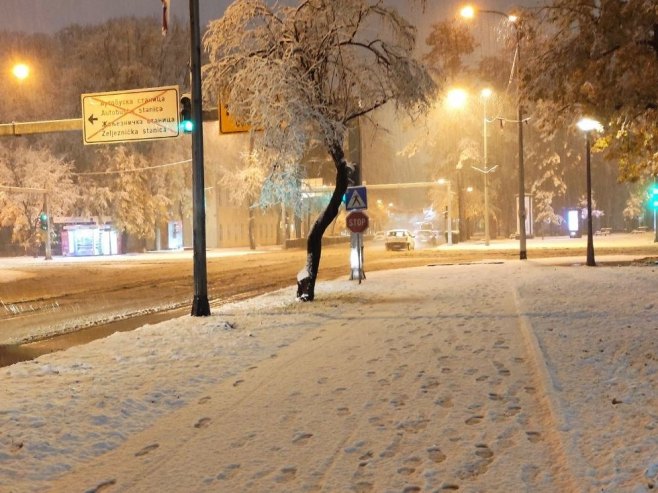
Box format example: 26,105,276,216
296,269,314,302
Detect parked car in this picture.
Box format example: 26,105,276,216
385,229,415,251
372,231,386,241
413,229,437,246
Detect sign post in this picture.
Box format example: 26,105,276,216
81,85,180,145
346,210,368,283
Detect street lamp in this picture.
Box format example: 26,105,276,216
471,88,497,246
437,178,453,245
481,88,492,246
12,63,30,81
446,88,468,110
461,5,527,259
445,87,468,241
577,117,603,267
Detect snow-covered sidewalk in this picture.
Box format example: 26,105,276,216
2,261,657,492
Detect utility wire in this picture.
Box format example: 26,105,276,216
73,159,191,176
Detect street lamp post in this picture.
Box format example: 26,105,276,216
471,88,498,246
483,89,491,246
516,24,527,260
444,88,468,245
461,5,526,259
10,62,53,260
577,117,603,267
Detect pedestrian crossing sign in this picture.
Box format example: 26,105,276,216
345,186,368,211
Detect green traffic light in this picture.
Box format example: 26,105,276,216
39,212,48,230
180,96,193,134
649,185,658,211
181,120,194,133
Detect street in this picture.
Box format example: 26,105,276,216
0,233,656,350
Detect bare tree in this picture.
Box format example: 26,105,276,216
203,0,436,300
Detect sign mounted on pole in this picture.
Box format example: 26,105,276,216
219,102,250,134
345,186,368,211
346,210,369,233
81,85,180,145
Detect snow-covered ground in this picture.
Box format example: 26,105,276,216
1,258,658,492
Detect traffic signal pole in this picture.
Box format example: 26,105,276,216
188,0,210,316
43,192,52,260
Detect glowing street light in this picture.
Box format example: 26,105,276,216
12,63,30,81
576,117,603,133
446,88,468,110
460,5,475,19
577,117,603,267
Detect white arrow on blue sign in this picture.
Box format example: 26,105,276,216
345,186,368,211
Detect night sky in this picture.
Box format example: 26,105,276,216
0,0,231,33
0,1,536,35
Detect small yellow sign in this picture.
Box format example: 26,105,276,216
219,102,250,134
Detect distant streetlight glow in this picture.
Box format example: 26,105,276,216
481,87,493,99
12,63,30,80
446,88,468,110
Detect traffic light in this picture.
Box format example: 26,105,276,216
650,185,658,210
179,96,193,134
39,212,48,231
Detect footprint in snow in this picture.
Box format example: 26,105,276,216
195,417,211,429
134,443,159,457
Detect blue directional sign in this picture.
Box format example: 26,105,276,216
345,186,368,211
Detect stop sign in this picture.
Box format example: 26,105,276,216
346,210,369,233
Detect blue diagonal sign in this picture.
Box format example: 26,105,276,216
345,186,368,211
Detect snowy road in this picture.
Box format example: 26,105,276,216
0,233,656,347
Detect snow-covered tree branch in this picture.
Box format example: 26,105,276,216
203,0,436,300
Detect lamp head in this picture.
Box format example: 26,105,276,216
460,5,475,19
12,63,29,80
577,118,603,133
446,88,468,110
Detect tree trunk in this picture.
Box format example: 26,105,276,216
297,143,349,301
276,206,282,245
248,207,256,250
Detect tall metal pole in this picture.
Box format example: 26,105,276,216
651,176,658,243
44,192,52,260
585,133,596,266
189,0,210,316
483,97,490,246
516,28,527,260
447,180,453,246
